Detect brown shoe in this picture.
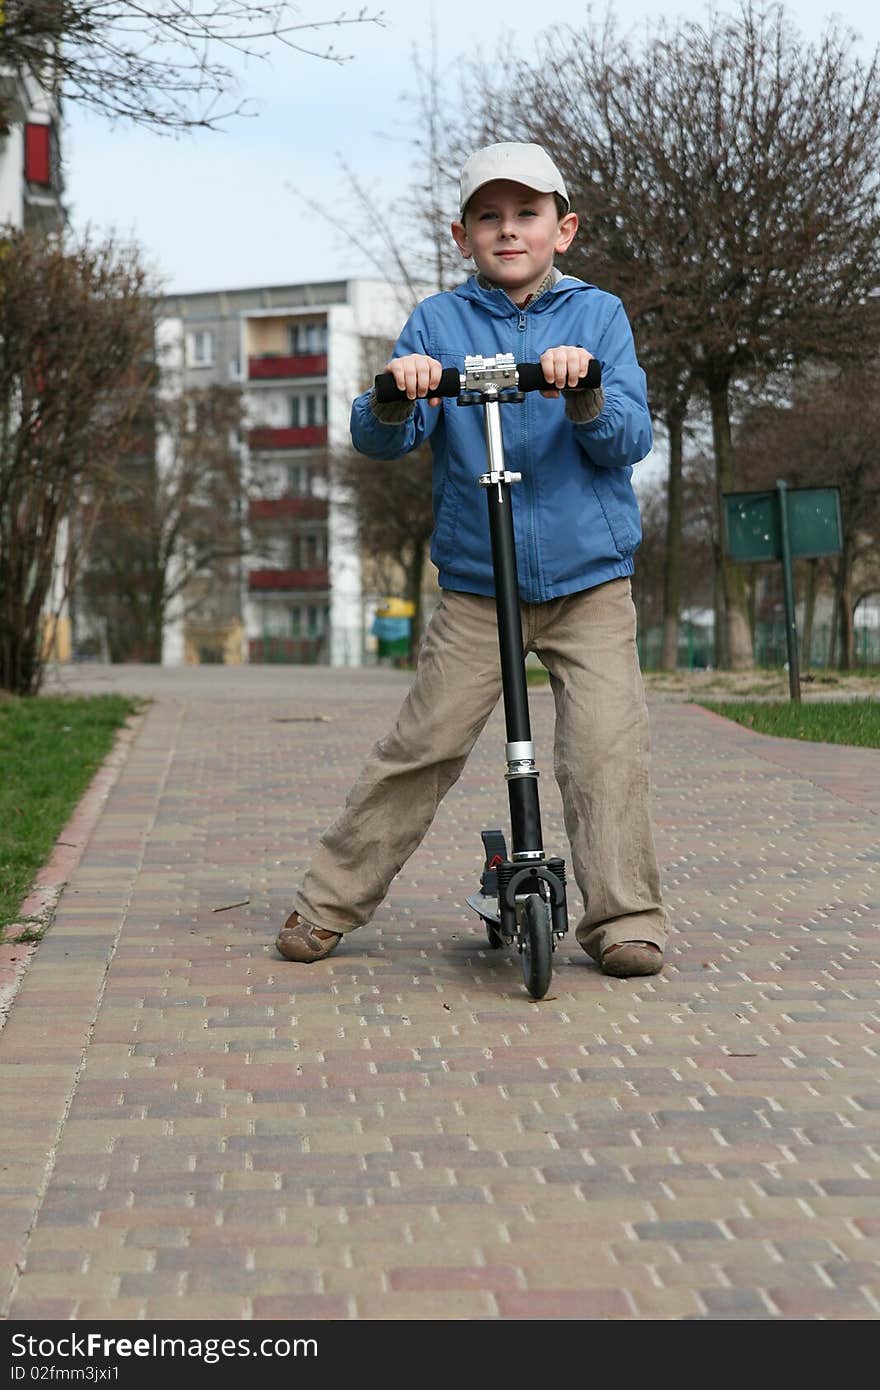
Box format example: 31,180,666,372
276,911,342,963
600,941,663,978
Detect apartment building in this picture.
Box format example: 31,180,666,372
158,278,415,666
0,57,64,232
2,40,67,661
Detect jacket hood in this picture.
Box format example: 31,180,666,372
453,273,596,318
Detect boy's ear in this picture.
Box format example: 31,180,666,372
451,220,471,259
555,211,579,255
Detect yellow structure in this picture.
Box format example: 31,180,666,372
42,614,72,662
376,597,415,619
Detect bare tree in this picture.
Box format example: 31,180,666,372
648,369,695,669
632,452,715,668
285,35,459,647
333,336,434,649
288,32,461,311
0,2,383,133
335,443,434,658
0,227,155,694
78,382,246,661
628,480,666,659
474,1,880,670
388,35,463,294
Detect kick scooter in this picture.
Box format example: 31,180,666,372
375,352,602,999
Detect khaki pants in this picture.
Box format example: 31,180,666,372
295,579,667,959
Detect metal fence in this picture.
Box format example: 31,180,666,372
752,621,880,670
637,620,880,671
637,621,714,671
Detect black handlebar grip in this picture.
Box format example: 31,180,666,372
516,359,602,393
374,367,462,404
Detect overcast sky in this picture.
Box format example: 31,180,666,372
62,2,880,298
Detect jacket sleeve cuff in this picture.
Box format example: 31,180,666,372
369,387,415,425
563,386,605,425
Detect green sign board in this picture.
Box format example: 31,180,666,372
723,487,843,564
722,481,844,702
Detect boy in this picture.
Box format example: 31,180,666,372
277,142,667,978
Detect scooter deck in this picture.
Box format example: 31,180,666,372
465,892,501,926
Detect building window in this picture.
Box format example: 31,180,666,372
288,604,325,638
286,463,310,496
187,329,214,367
289,321,328,355
289,393,326,428
263,607,288,638
291,531,324,569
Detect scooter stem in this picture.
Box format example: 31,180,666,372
481,395,544,861
483,398,531,745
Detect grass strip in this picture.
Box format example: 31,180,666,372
0,694,141,938
695,698,880,748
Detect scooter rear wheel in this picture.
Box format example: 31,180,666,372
521,894,552,1000
482,917,504,949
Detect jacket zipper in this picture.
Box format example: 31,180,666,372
513,307,539,599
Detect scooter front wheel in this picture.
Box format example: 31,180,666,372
521,894,552,1000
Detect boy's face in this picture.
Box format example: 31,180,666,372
451,180,578,303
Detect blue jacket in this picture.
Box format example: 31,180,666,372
349,274,652,603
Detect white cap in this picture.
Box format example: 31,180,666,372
459,142,569,216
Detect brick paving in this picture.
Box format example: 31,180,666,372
1,662,878,1321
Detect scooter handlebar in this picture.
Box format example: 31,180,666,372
373,358,602,404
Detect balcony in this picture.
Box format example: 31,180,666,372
249,497,328,522
248,425,327,451
248,353,328,380
248,567,329,591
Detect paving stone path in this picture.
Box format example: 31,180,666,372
1,664,878,1320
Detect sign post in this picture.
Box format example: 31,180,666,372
775,480,800,701
722,484,843,702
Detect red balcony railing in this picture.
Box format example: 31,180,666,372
248,354,327,380
248,425,327,450
248,567,329,591
25,123,51,186
249,497,328,522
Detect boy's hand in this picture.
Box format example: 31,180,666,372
386,354,444,407
539,346,594,397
